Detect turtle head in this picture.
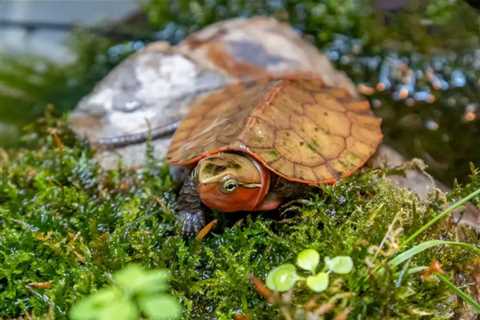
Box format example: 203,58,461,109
196,152,270,212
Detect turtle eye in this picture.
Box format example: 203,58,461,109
221,177,238,193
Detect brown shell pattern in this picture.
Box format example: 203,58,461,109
167,78,383,185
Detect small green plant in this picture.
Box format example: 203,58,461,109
69,265,181,320
266,249,353,293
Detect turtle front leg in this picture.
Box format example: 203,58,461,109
175,169,207,236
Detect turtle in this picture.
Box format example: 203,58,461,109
166,76,383,235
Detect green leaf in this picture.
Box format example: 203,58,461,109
389,240,480,268
266,264,298,292
70,288,118,320
296,249,320,272
97,298,138,320
138,293,182,320
325,256,353,274
69,289,138,320
306,272,329,292
114,264,169,294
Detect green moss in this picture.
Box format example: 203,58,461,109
0,118,478,319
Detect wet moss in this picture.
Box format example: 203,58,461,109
0,118,478,319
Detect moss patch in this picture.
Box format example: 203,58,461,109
0,118,478,319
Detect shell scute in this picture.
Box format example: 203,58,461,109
273,91,305,115
274,129,326,166
294,164,318,182
167,77,383,184
257,149,282,163
289,115,345,161
347,100,371,112
351,124,381,146
304,106,351,137
241,118,276,148
254,104,291,129
313,93,347,112
313,165,335,182
281,85,317,109
347,112,383,131
269,157,295,177
345,137,372,158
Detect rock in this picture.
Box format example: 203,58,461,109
177,17,356,94
371,145,480,231
69,42,228,168
370,144,443,201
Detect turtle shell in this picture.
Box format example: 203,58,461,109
167,77,383,185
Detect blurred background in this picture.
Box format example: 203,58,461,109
0,0,139,62
0,0,478,185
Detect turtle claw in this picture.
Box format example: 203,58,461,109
177,210,206,236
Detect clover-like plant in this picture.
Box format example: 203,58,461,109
70,264,181,320
266,249,353,293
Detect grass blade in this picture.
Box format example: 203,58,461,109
436,274,480,314
389,240,480,267
403,188,480,245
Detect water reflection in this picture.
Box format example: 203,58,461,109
326,35,479,183
326,35,480,116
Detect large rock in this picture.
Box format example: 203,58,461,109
69,42,227,168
